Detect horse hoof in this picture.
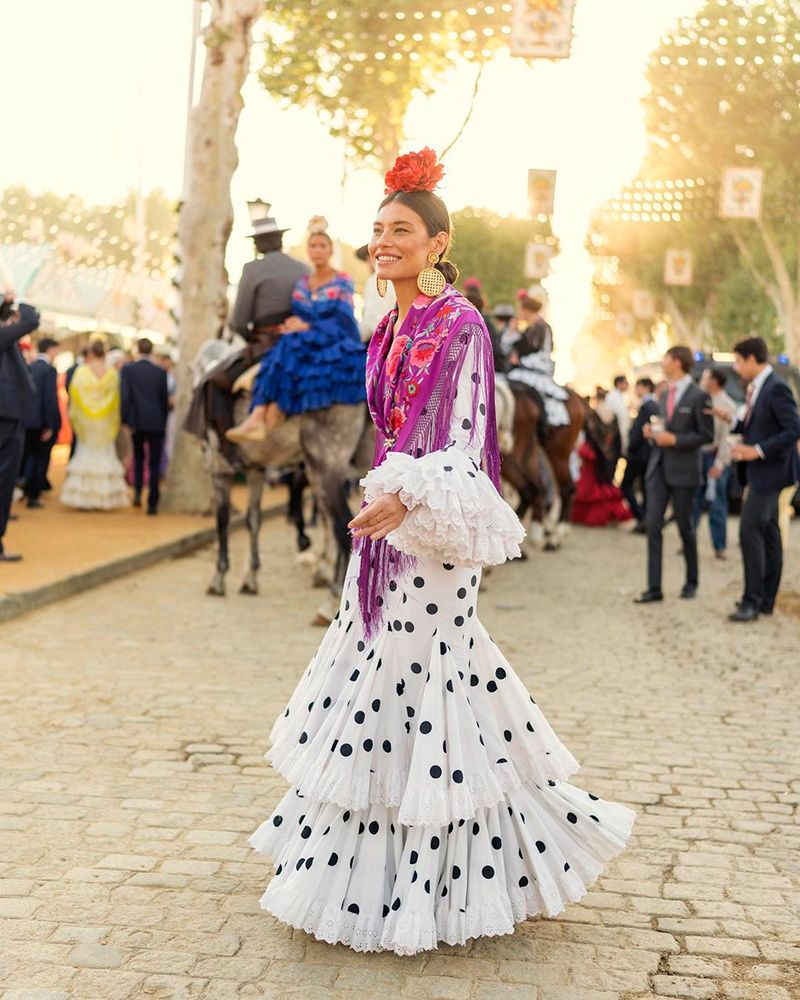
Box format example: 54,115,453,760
240,583,258,596
544,541,559,552
312,613,332,627
207,586,226,597
298,535,312,553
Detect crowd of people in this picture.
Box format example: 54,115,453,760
0,295,175,562
3,207,800,627
574,343,800,623
2,176,800,964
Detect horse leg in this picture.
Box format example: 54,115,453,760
288,466,312,553
301,407,363,625
240,466,264,595
541,449,574,551
554,454,576,544
313,470,352,623
208,472,233,596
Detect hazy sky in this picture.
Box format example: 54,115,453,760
1,0,703,376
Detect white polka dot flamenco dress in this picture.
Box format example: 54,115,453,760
249,354,636,955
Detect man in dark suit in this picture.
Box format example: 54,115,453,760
0,300,39,560
23,337,61,508
65,346,88,459
635,346,714,604
621,377,659,532
726,337,800,622
120,337,170,515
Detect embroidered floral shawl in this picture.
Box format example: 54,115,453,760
357,284,501,635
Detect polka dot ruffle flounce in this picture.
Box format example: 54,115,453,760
249,553,636,953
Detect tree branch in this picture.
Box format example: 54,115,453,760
755,216,796,317
664,293,692,343
441,62,484,160
731,227,786,325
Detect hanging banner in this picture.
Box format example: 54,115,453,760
632,289,655,319
615,312,635,337
510,0,576,60
719,166,763,220
527,169,557,217
664,248,693,287
524,241,555,280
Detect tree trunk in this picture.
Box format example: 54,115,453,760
162,0,262,513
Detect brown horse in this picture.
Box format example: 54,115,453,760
501,383,585,551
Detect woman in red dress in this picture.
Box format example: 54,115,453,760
572,405,632,527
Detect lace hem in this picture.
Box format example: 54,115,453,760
361,450,524,567
251,784,637,954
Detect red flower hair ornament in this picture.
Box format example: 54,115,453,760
384,147,445,195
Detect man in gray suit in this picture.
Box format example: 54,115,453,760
635,346,714,604
230,212,310,342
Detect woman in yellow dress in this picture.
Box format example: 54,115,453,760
62,339,129,510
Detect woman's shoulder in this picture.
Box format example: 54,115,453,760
439,288,490,343
334,271,355,291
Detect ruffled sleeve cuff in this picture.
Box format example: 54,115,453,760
361,450,525,567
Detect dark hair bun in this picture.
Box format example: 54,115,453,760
438,260,459,285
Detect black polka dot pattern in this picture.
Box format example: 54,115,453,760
254,518,630,942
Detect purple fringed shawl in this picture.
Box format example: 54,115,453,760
357,285,501,636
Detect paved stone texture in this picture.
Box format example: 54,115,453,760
0,516,798,1000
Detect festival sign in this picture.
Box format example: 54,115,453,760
510,0,576,60
664,248,693,287
615,312,635,338
524,241,555,280
632,290,655,320
527,169,557,217
719,166,764,220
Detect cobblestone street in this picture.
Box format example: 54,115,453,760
1,517,798,1000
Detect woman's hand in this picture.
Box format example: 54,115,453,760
280,316,310,333
349,493,407,541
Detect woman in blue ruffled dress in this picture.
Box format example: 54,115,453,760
227,227,366,444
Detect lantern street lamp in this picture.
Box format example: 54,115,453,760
247,199,272,224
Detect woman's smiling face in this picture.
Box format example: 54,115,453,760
369,201,448,283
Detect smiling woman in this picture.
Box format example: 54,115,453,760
247,149,636,955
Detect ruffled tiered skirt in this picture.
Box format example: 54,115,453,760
251,325,366,416
249,553,635,954
61,441,129,510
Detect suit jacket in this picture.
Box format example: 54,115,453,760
735,372,800,495
25,358,61,433
646,381,714,488
628,397,659,465
0,303,39,421
120,359,169,434
230,252,311,336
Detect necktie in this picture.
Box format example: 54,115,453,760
744,383,755,425
666,384,677,421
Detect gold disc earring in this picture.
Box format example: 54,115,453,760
416,252,446,297
376,277,389,298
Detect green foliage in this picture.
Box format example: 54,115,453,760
589,0,799,350
450,206,556,307
641,0,800,296
0,185,176,273
259,1,510,167
713,265,782,350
